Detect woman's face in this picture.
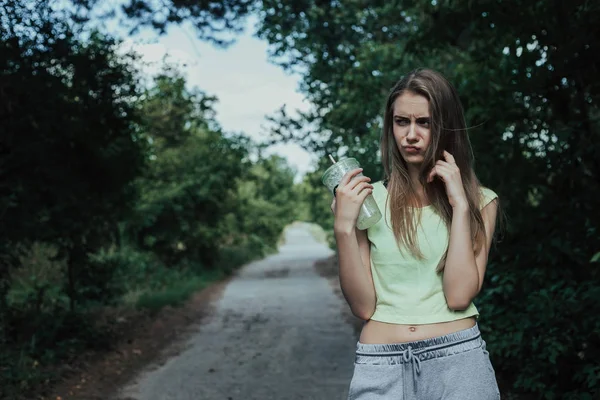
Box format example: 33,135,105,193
392,91,432,167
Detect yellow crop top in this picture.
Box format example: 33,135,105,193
366,181,498,325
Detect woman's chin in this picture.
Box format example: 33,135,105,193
401,154,424,165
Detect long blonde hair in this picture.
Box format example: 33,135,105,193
380,69,486,272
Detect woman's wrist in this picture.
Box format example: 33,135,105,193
452,201,470,213
334,221,355,236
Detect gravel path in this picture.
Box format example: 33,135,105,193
119,224,358,400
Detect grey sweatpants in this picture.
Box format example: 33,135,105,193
347,324,500,399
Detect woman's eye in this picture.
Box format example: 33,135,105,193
417,119,430,126
395,119,409,126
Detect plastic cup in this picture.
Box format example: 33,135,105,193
322,157,382,230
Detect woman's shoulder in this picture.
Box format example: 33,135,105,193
369,179,387,191
375,180,389,196
370,180,388,203
478,185,498,210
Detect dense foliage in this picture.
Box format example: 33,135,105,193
0,1,300,397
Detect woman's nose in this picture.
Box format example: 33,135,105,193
407,123,418,140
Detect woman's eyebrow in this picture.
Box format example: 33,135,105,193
393,114,430,118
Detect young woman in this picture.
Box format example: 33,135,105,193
331,69,501,399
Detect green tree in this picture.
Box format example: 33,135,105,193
131,69,248,267
234,153,300,248
0,0,306,396
68,0,256,46
0,0,145,312
1,1,147,395
130,69,300,269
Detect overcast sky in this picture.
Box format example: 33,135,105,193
114,17,316,182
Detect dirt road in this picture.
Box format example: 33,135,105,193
118,223,358,400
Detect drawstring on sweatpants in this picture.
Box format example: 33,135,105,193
352,325,485,397
402,346,422,390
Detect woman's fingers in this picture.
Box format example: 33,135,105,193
337,172,370,197
358,185,374,202
443,150,456,164
427,166,437,182
428,164,453,182
428,165,444,182
339,168,363,187
428,154,462,183
332,173,373,226
436,160,460,174
351,181,374,196
348,175,371,191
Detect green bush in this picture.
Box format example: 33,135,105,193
136,276,206,312
6,243,66,312
218,236,269,273
88,245,160,298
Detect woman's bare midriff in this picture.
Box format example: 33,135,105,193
359,317,476,344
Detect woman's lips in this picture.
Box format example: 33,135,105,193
404,146,420,154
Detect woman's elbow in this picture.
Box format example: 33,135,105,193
351,305,375,320
444,281,479,311
445,295,473,311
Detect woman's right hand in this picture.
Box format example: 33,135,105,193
330,168,373,232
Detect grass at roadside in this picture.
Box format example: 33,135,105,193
3,240,271,400
135,270,225,313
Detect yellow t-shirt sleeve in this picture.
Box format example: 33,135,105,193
479,187,498,210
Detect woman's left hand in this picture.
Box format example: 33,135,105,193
427,151,468,210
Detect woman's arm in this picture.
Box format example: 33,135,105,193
335,225,376,320
442,199,498,310
427,151,499,310
331,168,377,320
